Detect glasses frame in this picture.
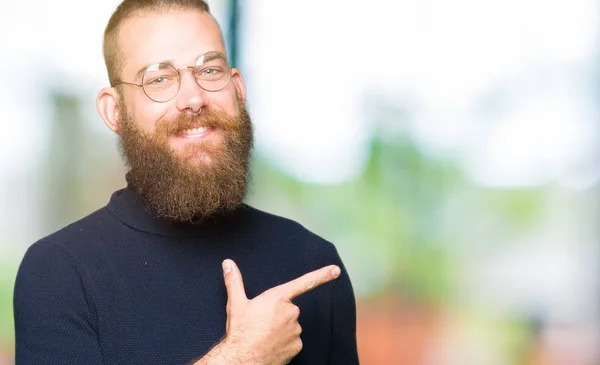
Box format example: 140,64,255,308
112,51,232,103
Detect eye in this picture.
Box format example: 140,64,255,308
149,76,166,84
144,74,176,86
202,68,219,75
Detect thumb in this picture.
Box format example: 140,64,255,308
223,259,248,307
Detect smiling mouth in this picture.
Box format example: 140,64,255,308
175,126,213,139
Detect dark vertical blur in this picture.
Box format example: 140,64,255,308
228,0,239,69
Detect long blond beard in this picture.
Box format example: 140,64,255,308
118,102,254,222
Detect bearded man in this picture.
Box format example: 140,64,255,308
13,1,358,364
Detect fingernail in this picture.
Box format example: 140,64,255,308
223,260,232,274
331,266,341,277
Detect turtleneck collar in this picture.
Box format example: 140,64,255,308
106,184,248,238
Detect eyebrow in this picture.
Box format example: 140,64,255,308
197,52,223,64
131,52,227,81
134,59,174,82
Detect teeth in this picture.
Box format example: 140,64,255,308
182,127,208,135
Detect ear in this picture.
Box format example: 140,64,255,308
96,87,121,134
230,68,246,105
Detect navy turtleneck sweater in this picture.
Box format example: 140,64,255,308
13,187,358,364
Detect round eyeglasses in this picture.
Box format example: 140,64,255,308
112,51,232,103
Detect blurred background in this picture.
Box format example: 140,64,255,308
1,0,599,364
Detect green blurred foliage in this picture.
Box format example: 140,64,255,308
248,127,548,306
249,133,462,303
0,259,16,352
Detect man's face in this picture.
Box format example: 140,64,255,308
110,10,253,222
117,10,243,161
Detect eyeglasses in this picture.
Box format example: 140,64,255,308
112,51,232,103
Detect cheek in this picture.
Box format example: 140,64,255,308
131,100,170,132
209,88,241,115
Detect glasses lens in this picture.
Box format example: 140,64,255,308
194,52,231,91
142,63,180,102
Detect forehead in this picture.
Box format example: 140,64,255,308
119,10,226,79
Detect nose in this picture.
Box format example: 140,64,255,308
175,68,208,115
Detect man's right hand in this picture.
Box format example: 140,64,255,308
217,259,341,365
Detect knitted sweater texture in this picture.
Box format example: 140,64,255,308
14,187,358,364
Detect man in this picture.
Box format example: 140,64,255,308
13,1,358,364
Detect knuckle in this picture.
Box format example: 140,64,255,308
296,323,302,336
291,304,300,317
293,339,303,353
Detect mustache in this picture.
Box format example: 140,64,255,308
156,108,240,135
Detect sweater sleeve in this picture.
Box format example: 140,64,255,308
305,231,360,365
13,240,104,365
327,247,360,365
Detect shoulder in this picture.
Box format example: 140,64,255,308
14,207,119,312
16,206,120,279
38,205,117,253
240,204,341,261
14,238,91,315
15,239,81,292
238,204,305,230
240,204,331,240
16,206,112,283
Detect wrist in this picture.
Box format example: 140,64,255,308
191,340,242,365
221,337,262,365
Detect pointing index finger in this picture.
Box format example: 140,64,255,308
273,265,341,301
